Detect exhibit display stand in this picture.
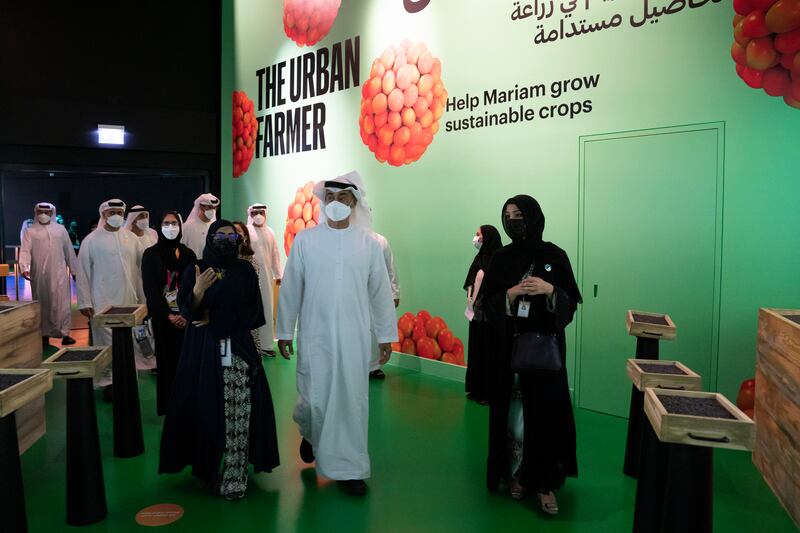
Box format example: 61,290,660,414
93,305,147,458
754,308,800,528
633,388,754,533
0,368,53,533
623,310,677,477
42,346,111,526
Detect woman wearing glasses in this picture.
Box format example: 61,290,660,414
141,211,196,416
159,219,280,500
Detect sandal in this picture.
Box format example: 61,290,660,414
510,479,527,500
537,491,559,515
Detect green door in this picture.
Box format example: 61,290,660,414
577,124,723,417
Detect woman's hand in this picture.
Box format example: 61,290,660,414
193,265,217,297
168,314,187,329
521,276,554,297
192,310,210,327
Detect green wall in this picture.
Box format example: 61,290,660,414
223,0,800,403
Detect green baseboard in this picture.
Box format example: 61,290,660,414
387,352,466,383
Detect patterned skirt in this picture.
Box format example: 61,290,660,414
220,355,252,497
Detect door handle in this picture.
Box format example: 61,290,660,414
593,284,598,298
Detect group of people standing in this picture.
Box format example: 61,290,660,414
19,177,581,515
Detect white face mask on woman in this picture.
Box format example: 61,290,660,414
325,201,351,222
106,214,125,228
472,235,482,250
161,226,180,240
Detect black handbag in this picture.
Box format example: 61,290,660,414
511,330,562,372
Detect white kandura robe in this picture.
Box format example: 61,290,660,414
76,227,144,349
370,233,400,372
19,222,78,337
181,218,212,259
132,228,158,255
277,223,398,480
248,223,283,347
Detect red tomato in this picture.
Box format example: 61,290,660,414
412,324,427,343
736,378,756,411
401,338,416,355
425,317,446,339
417,310,432,324
438,329,455,352
441,352,457,364
416,337,436,359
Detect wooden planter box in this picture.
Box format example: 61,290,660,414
42,346,112,380
626,310,677,340
643,388,755,451
754,308,800,528
0,369,53,418
627,359,702,392
0,300,45,454
92,304,147,328
0,264,9,277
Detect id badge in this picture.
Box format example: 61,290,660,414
517,300,531,318
220,338,232,367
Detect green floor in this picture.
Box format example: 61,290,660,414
20,346,797,532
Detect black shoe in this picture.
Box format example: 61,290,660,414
369,369,386,380
300,438,315,464
223,491,246,501
61,336,76,345
102,385,113,404
337,479,367,496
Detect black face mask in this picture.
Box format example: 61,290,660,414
505,219,527,242
212,239,239,258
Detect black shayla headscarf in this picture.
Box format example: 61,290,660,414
156,211,184,271
499,195,582,304
202,219,240,268
464,225,503,290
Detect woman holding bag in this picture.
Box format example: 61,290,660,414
481,195,581,515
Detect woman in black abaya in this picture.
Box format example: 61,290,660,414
141,211,196,416
464,224,503,404
159,220,279,500
481,195,581,515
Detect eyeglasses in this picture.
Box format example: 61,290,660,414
213,233,240,243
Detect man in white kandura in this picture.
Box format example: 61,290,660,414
76,199,144,385
369,232,400,380
124,205,158,254
181,193,219,258
19,202,79,347
247,203,283,356
276,171,398,497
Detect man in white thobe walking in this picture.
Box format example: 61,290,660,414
277,171,397,496
247,203,283,355
19,202,79,347
182,193,219,258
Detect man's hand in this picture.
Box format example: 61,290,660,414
278,339,294,360
22,271,31,281
80,307,94,319
379,343,393,365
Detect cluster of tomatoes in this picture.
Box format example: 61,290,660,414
393,311,465,366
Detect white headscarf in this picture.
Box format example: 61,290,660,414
98,199,126,222
33,202,57,218
186,193,219,224
246,203,268,226
313,171,372,230
124,205,149,231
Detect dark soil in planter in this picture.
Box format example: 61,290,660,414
55,349,103,362
104,306,140,315
0,374,31,391
632,313,669,326
638,363,686,375
784,314,800,326
657,395,736,419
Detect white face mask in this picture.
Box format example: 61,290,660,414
106,214,125,228
473,236,482,249
325,201,352,222
161,226,180,240
136,218,150,230
37,214,51,224
203,209,216,221
252,214,266,226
